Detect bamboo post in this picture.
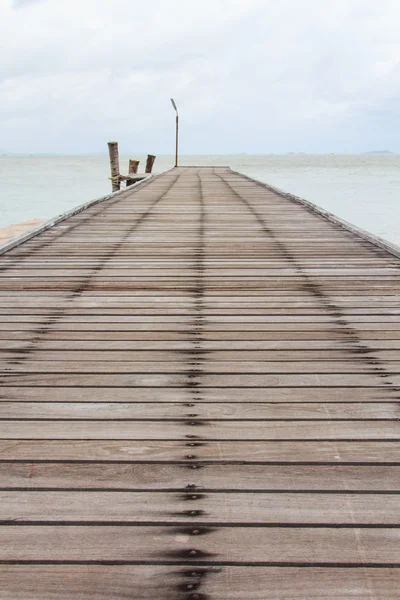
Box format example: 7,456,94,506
108,141,120,192
145,154,156,174
129,160,140,174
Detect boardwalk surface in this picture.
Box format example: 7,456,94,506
0,167,399,598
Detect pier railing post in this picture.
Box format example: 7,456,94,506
126,159,140,187
108,142,120,192
129,160,140,174
145,155,156,174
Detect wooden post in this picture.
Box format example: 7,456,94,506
145,155,156,174
108,141,120,192
129,160,140,174
126,160,140,187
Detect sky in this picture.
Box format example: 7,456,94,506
1,0,400,154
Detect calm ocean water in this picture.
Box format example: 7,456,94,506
1,154,400,246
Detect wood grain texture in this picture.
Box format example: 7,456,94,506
0,525,399,563
1,490,399,524
0,439,399,462
0,463,398,491
0,166,399,597
1,400,398,419
1,566,400,600
0,420,398,439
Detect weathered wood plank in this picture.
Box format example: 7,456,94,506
4,360,400,374
5,322,400,331
1,371,398,387
4,268,400,276
0,463,397,491
0,440,398,462
4,330,400,341
0,525,398,563
0,401,398,420
4,339,400,350
1,491,399,524
1,566,399,600
0,386,395,402
0,348,393,360
0,420,398,440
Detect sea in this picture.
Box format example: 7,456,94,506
1,154,400,246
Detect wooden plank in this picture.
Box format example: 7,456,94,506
4,360,400,374
4,330,400,341
0,440,398,462
0,401,398,419
4,339,400,350
1,566,399,600
0,386,396,402
0,348,392,360
0,525,398,563
0,372,397,387
0,463,398,491
2,283,400,293
6,322,400,331
5,268,400,276
3,348,400,361
0,420,398,440
5,314,400,323
1,491,399,524
5,315,400,325
3,256,397,264
0,295,398,306
1,307,398,317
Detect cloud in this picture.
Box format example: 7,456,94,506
1,0,400,153
12,0,43,7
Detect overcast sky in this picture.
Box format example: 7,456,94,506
1,0,400,154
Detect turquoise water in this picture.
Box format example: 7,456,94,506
1,154,400,246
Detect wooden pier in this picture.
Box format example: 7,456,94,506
0,166,399,598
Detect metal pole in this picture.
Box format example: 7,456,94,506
171,99,179,168
175,114,179,167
